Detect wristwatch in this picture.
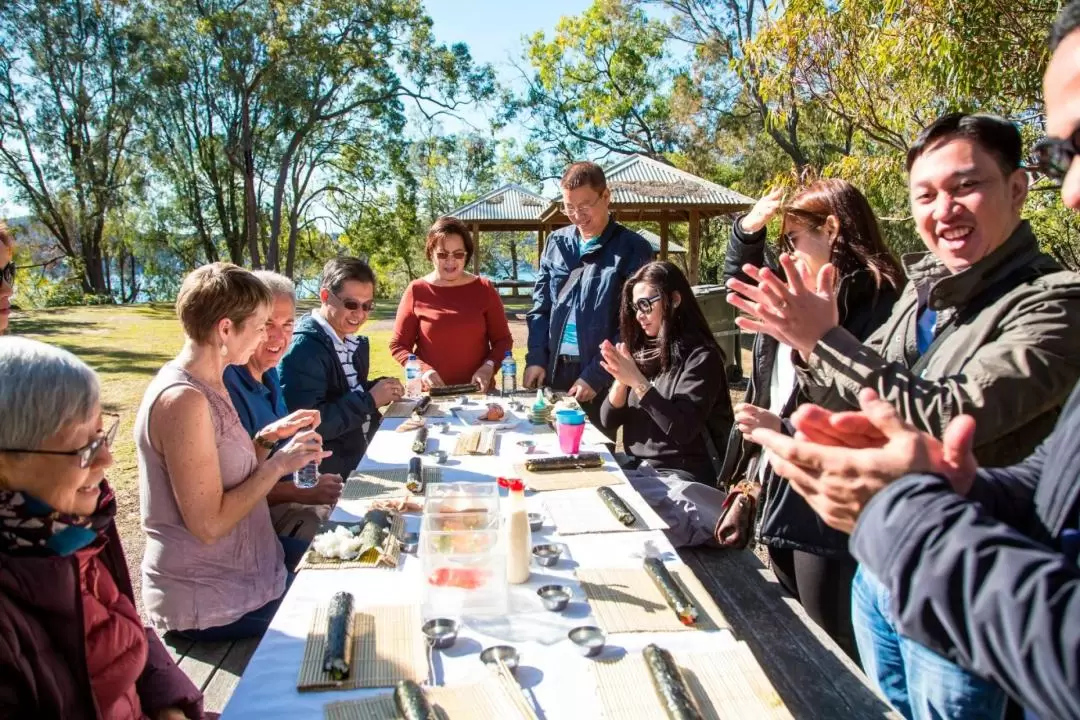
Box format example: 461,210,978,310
254,433,276,450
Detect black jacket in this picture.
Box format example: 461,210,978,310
852,379,1080,720
718,220,900,555
597,342,733,483
278,312,384,477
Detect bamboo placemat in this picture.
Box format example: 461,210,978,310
296,514,405,571
513,462,624,491
575,565,730,633
383,400,448,419
542,485,668,534
451,428,497,456
323,664,538,720
591,642,792,720
341,467,443,501
297,605,426,692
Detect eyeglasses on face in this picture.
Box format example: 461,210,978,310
1032,128,1080,183
0,261,15,288
334,293,375,313
434,250,467,261
0,414,120,469
632,294,663,315
563,192,606,216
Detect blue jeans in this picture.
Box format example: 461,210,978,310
852,565,1007,720
175,535,307,642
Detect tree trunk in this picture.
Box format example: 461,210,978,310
509,237,519,280
241,94,261,268
118,249,125,301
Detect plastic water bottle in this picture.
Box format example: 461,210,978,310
293,460,319,489
501,351,517,396
405,354,422,397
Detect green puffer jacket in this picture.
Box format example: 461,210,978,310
799,220,1080,466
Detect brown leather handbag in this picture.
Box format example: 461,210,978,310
714,479,761,549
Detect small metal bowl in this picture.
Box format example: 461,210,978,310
436,422,450,435
429,449,448,465
527,512,544,532
568,626,606,657
516,439,536,454
457,395,470,405
421,618,459,649
537,584,571,612
532,544,561,567
401,532,419,554
479,645,519,673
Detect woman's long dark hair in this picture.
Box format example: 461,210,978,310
619,261,722,377
781,178,904,291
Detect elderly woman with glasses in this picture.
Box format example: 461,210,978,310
137,263,329,642
0,222,15,334
0,337,202,719
390,216,513,390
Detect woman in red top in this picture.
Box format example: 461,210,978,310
391,216,513,390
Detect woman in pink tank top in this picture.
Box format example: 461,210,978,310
137,263,331,640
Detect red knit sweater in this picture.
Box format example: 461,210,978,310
390,277,513,387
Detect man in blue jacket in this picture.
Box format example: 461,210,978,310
279,257,403,478
523,161,653,429
750,7,1080,717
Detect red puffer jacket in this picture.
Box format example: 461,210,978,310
0,522,203,718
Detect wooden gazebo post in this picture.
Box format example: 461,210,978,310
472,223,481,275
659,212,670,260
688,209,701,284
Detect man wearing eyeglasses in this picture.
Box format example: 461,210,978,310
524,161,653,431
744,4,1080,718
279,257,403,477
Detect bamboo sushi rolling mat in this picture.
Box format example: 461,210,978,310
575,566,730,633
323,665,538,720
591,642,793,720
542,485,669,534
296,514,406,571
513,462,624,491
382,400,448,419
451,428,497,456
297,605,427,692
341,467,443,501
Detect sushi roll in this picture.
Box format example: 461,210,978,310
412,426,429,455
644,557,700,626
643,644,703,720
523,452,603,472
406,457,424,494
322,592,354,681
393,679,437,720
597,486,637,526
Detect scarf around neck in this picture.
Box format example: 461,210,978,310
0,481,116,557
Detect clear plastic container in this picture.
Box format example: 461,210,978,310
420,482,506,618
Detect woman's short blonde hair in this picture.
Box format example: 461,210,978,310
175,263,273,344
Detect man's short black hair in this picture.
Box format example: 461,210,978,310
320,256,375,294
1051,0,1080,51
906,113,1023,176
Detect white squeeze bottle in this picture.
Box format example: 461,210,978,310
405,354,422,397
500,477,531,584
501,351,517,396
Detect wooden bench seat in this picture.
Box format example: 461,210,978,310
159,632,260,716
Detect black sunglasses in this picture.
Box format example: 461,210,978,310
0,261,14,287
0,414,119,469
632,294,663,314
1031,128,1080,183
334,293,375,313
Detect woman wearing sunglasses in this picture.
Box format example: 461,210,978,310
0,337,202,719
719,179,903,659
390,216,512,390
595,261,735,545
0,222,15,334
137,263,329,642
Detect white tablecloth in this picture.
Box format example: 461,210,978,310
222,407,735,719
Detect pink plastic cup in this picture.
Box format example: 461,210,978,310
557,421,586,455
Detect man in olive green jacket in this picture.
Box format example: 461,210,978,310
726,112,1080,717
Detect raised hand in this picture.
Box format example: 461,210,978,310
739,187,785,234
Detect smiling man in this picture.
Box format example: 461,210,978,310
279,258,403,478
524,161,652,431
743,5,1080,718
726,112,1080,718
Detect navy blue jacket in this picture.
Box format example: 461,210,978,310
526,219,653,391
852,380,1080,720
278,313,383,478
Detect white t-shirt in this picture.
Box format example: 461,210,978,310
758,342,797,482
311,310,364,392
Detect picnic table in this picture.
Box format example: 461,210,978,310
214,396,894,719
